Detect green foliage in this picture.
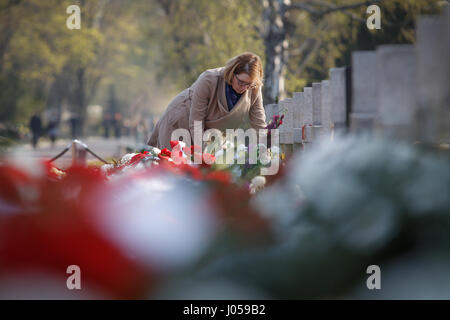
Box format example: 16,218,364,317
285,0,444,91
147,0,264,87
0,0,445,132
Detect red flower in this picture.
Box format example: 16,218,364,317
42,160,64,179
0,165,154,299
177,163,203,180
202,153,216,167
158,154,171,162
204,171,231,184
128,153,147,166
160,148,171,157
158,148,172,161
0,165,34,206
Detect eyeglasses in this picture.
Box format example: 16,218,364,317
234,74,255,89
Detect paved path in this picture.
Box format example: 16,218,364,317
6,136,143,168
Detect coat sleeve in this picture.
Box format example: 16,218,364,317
189,72,214,139
249,88,267,130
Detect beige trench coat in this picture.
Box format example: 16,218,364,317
147,67,267,149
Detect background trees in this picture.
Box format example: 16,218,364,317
0,0,446,136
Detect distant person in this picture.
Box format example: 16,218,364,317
29,112,42,149
47,117,59,148
69,114,79,139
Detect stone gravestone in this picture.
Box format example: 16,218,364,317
302,87,314,147
350,51,377,133
415,12,450,144
375,44,417,141
278,98,294,155
303,87,313,126
312,82,323,141
293,92,304,150
330,67,347,135
312,82,322,126
321,80,332,140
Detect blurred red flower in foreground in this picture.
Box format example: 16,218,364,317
0,163,154,299
0,138,278,298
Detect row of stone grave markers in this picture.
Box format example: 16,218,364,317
266,8,449,155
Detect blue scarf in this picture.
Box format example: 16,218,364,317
225,83,242,111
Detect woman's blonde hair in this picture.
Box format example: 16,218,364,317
223,52,264,89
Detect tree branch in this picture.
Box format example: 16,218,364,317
320,0,383,14
286,2,318,14
294,20,331,77
308,0,366,22
286,0,384,16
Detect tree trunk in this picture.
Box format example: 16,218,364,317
262,0,290,105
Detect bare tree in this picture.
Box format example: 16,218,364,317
262,0,383,104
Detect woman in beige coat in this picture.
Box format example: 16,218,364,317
147,52,267,149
